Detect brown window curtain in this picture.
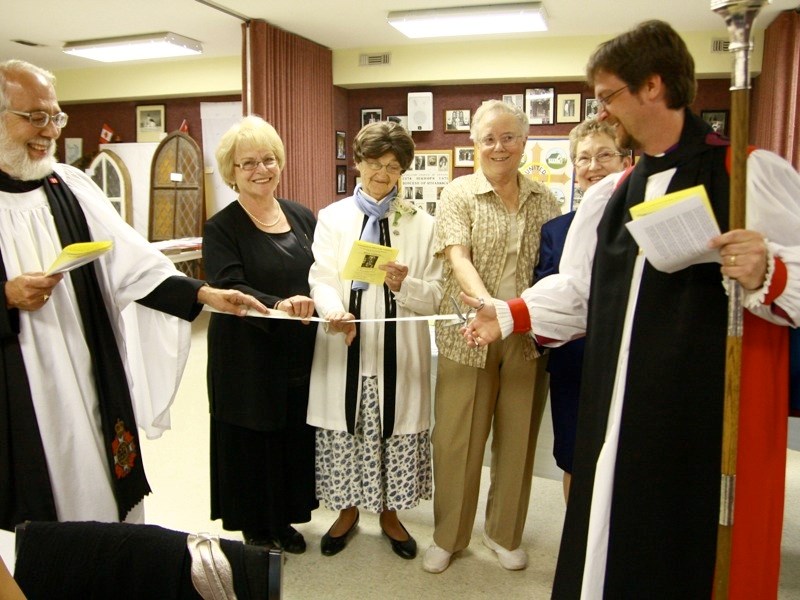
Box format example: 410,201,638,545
752,10,800,169
242,20,335,214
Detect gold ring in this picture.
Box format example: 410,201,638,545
43,294,50,302
730,255,737,266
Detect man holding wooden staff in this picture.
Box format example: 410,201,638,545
462,19,800,599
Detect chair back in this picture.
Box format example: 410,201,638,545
14,521,282,600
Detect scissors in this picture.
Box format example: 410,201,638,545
446,295,473,327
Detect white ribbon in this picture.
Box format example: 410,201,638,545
204,305,462,325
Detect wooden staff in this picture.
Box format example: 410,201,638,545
710,1,768,597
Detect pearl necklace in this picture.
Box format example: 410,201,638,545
238,199,282,228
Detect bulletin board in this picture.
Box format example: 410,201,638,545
518,137,578,213
400,149,453,217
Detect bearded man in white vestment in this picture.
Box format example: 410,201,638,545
0,59,266,531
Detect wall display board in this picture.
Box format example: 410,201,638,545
400,150,453,217
519,136,577,213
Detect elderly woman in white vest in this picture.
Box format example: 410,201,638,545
307,121,443,560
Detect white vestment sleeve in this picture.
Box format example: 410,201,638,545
741,150,800,327
496,172,625,343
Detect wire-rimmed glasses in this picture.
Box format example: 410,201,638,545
573,150,627,169
234,157,279,171
592,85,629,112
3,109,69,129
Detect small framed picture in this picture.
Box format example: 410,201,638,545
557,93,581,124
387,115,409,130
525,88,554,125
701,110,729,136
585,98,599,120
444,109,471,132
64,137,83,165
336,165,347,194
136,105,165,142
502,94,524,110
361,108,382,128
335,131,346,159
454,146,475,168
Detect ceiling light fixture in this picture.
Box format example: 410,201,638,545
63,32,203,63
387,3,548,39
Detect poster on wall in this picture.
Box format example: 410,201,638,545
519,137,577,213
400,150,452,217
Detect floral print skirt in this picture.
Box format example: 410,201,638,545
315,376,432,513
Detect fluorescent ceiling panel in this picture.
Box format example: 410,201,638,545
387,3,548,39
63,32,203,63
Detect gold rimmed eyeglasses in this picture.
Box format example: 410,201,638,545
3,109,68,129
363,160,403,175
593,85,629,111
234,157,279,171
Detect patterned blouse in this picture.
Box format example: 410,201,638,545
434,170,560,368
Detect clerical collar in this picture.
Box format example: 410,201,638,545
0,168,46,193
649,142,680,159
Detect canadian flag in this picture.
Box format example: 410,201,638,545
99,123,114,145
179,119,189,134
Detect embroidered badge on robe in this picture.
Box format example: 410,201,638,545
112,419,137,479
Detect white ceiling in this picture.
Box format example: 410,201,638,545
2,0,798,73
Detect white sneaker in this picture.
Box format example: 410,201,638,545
422,544,452,573
482,533,527,570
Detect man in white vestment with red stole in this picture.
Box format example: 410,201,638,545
463,20,800,598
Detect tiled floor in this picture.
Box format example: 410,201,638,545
137,311,800,599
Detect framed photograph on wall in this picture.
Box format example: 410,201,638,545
502,94,524,110
701,110,729,136
444,109,471,132
64,138,83,165
336,165,347,194
525,88,554,125
585,98,599,120
336,131,346,159
136,105,165,142
556,93,581,124
361,108,382,128
454,146,475,168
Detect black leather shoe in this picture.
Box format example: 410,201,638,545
273,525,306,554
382,522,417,560
243,530,273,548
320,510,359,556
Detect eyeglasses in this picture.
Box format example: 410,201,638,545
363,160,403,175
234,157,279,171
593,85,629,111
478,133,521,148
574,150,627,168
3,109,69,129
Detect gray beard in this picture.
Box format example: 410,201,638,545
0,129,56,181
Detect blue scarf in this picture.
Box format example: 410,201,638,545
351,184,397,290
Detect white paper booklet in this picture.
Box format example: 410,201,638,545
625,185,721,273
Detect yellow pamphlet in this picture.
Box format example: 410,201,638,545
629,184,715,220
46,241,114,275
342,240,398,284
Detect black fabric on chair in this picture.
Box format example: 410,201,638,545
13,521,277,600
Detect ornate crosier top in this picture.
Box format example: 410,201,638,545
391,197,418,226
